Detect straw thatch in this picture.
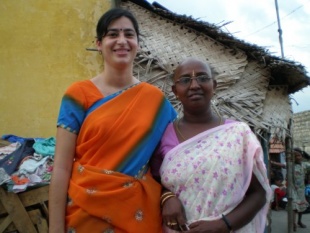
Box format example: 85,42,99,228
118,0,310,141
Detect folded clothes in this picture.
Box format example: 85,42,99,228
1,134,44,143
0,139,35,175
33,137,56,156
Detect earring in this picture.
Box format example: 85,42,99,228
176,95,179,100
98,50,102,55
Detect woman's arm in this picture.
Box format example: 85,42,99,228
224,173,267,231
186,173,267,232
270,160,286,168
49,128,76,233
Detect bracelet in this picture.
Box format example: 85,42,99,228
161,194,176,207
221,214,232,231
161,191,173,199
160,191,174,202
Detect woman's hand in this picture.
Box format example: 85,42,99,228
186,219,230,233
162,196,187,231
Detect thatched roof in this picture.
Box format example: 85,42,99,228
122,0,310,94
112,0,310,140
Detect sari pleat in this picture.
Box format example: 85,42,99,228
67,163,162,232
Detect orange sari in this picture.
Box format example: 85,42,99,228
57,81,176,232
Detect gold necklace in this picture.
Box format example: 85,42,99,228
175,118,186,141
175,112,223,141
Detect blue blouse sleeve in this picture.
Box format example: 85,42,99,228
56,86,86,134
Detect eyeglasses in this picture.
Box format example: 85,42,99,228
175,75,212,86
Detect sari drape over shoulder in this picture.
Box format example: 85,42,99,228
57,81,177,232
159,122,271,233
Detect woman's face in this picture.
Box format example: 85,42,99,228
294,151,303,163
172,59,217,112
97,16,139,68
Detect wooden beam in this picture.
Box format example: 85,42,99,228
18,185,49,207
0,186,37,233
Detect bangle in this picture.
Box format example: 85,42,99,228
160,191,174,202
161,191,174,199
161,194,176,207
221,214,232,231
160,191,174,198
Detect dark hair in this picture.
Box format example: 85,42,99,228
270,169,284,184
96,8,140,41
294,147,310,159
293,147,303,154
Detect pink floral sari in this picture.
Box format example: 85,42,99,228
160,121,271,233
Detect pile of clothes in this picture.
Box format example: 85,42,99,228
0,134,55,193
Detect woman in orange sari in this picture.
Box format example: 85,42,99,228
48,8,176,233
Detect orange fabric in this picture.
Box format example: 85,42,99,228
64,82,171,232
11,175,29,185
66,163,162,232
75,82,165,170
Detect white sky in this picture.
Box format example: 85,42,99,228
146,0,310,113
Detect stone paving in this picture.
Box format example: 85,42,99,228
270,210,310,232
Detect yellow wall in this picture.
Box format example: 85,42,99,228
0,0,112,137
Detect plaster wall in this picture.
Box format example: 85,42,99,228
0,0,112,137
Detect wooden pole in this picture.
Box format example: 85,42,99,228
285,118,294,233
261,132,271,233
274,0,285,58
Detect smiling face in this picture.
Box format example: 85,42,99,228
172,58,217,113
97,16,139,69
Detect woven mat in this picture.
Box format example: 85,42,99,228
121,1,291,139
262,85,292,140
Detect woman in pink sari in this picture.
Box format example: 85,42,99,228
151,58,271,232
